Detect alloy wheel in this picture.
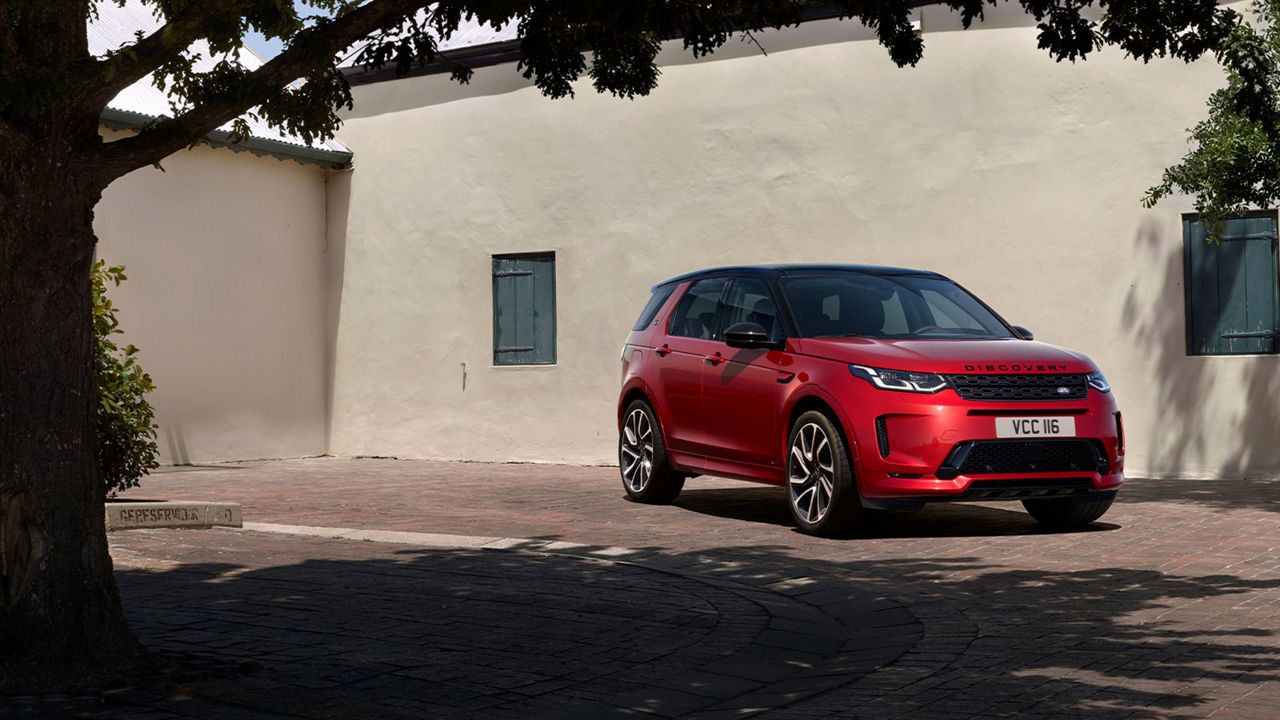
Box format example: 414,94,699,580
621,407,654,493
788,421,835,524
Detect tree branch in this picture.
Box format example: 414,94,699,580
90,0,430,188
77,3,226,116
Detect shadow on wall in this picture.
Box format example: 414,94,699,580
102,540,1280,719
1222,347,1280,480
1124,219,1280,482
323,169,351,454
162,422,189,466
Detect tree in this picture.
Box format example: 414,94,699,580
0,0,1260,692
1145,0,1280,225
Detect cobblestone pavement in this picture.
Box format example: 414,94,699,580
20,459,1280,718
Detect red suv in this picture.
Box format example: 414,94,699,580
618,265,1123,536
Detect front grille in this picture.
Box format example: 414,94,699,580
948,373,1088,401
939,439,1108,478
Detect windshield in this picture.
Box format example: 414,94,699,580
780,273,1016,340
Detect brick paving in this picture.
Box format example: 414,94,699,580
11,458,1280,718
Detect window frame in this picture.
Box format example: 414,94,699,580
492,251,557,366
1182,211,1280,357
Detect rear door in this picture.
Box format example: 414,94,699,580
649,277,727,458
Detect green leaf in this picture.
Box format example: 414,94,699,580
91,261,159,498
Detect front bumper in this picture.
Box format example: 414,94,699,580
840,384,1124,504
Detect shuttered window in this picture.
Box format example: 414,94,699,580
493,253,556,365
1184,212,1279,355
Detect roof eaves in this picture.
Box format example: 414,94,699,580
100,107,354,170
340,5,878,88
342,39,522,87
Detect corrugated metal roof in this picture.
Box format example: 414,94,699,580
435,16,519,51
90,0,351,163
338,10,519,67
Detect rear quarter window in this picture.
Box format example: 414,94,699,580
631,284,678,331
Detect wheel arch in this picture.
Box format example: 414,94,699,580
618,386,654,428
784,391,862,473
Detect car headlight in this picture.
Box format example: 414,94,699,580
1086,369,1111,393
850,365,952,393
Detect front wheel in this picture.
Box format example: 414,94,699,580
786,411,863,536
1022,492,1116,527
619,400,684,504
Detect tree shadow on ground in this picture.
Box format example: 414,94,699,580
80,528,1280,720
674,486,1120,537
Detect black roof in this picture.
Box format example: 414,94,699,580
653,264,947,290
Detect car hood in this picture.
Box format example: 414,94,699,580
792,337,1095,374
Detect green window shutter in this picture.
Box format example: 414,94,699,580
493,253,556,365
1184,213,1279,355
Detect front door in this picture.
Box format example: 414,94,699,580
701,276,785,471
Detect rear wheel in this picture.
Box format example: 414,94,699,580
1022,492,1116,527
786,411,863,536
619,400,685,504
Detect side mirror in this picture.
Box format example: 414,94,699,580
1012,325,1035,341
724,322,780,350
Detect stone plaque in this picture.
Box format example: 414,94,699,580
105,502,243,531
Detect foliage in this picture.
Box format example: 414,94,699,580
1145,0,1280,226
18,0,1249,191
91,260,159,498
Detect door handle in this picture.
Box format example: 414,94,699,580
655,344,671,357
705,353,725,365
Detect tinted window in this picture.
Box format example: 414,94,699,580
632,283,678,331
669,278,728,339
780,273,1015,339
721,277,779,339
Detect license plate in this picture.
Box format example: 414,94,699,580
995,417,1076,438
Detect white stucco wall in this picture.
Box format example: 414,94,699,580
332,6,1280,479
95,139,336,464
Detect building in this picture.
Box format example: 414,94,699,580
103,3,1280,481
92,0,351,463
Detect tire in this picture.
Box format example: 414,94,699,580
785,410,863,537
619,399,685,504
1022,492,1116,527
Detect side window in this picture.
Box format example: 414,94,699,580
631,283,677,331
492,252,556,365
721,277,780,339
1184,212,1279,355
668,277,728,339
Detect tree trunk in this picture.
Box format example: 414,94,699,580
0,145,153,692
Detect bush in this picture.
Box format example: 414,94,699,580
92,260,159,498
